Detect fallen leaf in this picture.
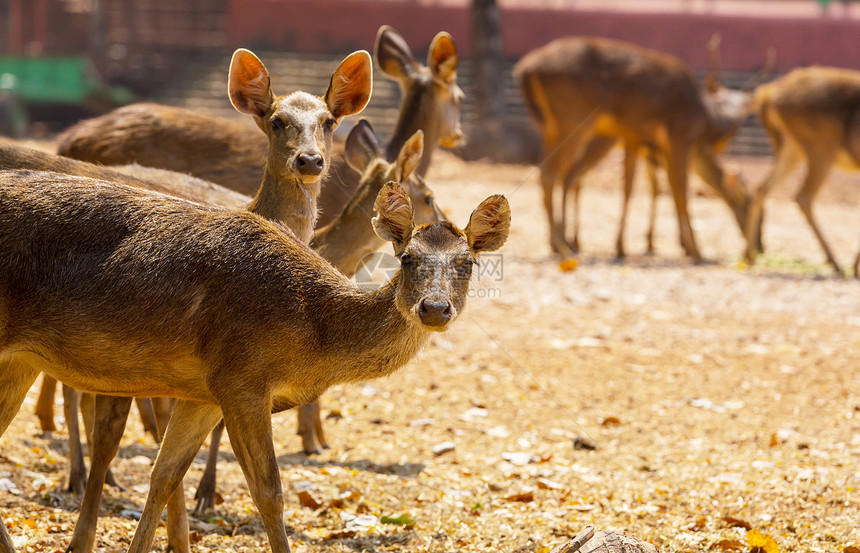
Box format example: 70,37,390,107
747,529,781,553
432,442,456,456
573,436,597,450
297,491,322,510
600,416,621,427
537,478,564,490
722,515,751,530
504,491,534,503
710,539,744,551
324,529,357,540
844,547,860,553
559,258,578,272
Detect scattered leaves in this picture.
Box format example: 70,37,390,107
722,516,752,530
747,529,781,553
504,491,534,503
559,258,578,272
296,491,322,510
380,514,415,527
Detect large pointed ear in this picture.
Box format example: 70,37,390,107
465,195,511,254
228,49,274,118
372,181,414,255
325,50,373,121
394,130,423,184
428,32,458,83
375,25,417,81
344,119,382,174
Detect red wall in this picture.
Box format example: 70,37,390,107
227,0,860,72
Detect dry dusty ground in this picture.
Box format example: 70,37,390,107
1,150,858,553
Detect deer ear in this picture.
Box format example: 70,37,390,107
375,25,416,81
372,181,414,254
465,194,511,254
325,50,373,121
428,32,458,83
394,130,423,183
344,120,382,173
228,49,274,118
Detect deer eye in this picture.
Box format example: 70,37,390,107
271,118,285,131
399,253,414,265
324,118,336,131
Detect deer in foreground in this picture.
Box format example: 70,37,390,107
0,171,510,553
745,66,860,277
515,36,756,261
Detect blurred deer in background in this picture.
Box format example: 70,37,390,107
0,171,510,553
516,36,767,260
746,66,860,276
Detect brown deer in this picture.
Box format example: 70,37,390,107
56,26,462,228
0,171,510,553
317,25,463,226
745,66,860,276
515,36,755,261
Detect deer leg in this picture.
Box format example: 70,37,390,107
297,401,326,454
135,397,159,440
853,236,860,279
795,154,840,273
146,397,191,553
744,143,801,263
645,154,660,254
539,166,569,256
34,374,58,434
78,393,122,490
560,136,615,253
0,360,40,553
193,420,224,515
63,384,87,495
65,395,133,553
311,401,328,450
127,400,221,553
616,142,639,259
221,398,291,553
665,148,701,262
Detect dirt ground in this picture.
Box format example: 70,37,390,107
1,149,858,553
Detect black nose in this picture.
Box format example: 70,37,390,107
418,299,452,327
296,152,324,176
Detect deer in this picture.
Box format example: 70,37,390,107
745,66,860,277
316,25,463,226
0,170,511,553
515,36,757,261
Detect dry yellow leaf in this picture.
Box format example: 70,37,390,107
559,258,578,272
747,529,781,553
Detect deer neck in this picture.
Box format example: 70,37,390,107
386,87,438,177
247,168,319,244
312,168,387,276
311,273,430,386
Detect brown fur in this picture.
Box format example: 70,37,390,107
0,171,509,553
515,36,754,261
746,66,860,276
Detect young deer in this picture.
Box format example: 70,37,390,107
0,171,510,553
515,36,755,261
317,25,463,226
193,120,445,513
746,66,860,276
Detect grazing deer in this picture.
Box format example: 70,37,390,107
515,36,756,261
0,171,510,553
317,25,463,226
745,66,860,276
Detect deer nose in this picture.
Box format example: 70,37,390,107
296,152,324,176
418,299,452,327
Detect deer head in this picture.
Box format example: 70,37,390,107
372,182,510,330
228,48,372,186
376,26,464,153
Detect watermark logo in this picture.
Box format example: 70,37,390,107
354,252,401,291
